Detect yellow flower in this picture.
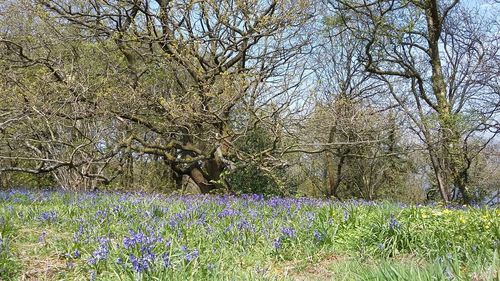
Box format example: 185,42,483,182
443,209,452,215
459,217,466,224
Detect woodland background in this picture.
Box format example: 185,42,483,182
0,0,499,204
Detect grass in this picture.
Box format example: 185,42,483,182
0,189,498,280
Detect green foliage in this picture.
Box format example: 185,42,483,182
227,164,283,196
0,212,21,280
229,125,288,195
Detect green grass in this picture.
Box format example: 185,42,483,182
0,189,498,280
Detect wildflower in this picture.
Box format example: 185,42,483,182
141,245,156,262
162,253,170,268
38,211,57,222
130,253,149,272
281,227,296,238
217,208,239,218
273,238,282,250
388,215,400,230
343,210,349,222
237,220,253,231
313,230,322,241
88,239,109,265
185,249,199,262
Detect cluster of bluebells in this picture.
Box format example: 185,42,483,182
38,211,57,223
121,230,166,272
88,238,110,265
388,215,401,230
1,188,498,279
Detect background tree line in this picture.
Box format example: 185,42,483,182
0,0,499,204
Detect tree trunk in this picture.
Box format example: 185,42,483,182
425,0,471,203
174,146,229,194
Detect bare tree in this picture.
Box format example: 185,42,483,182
329,0,500,203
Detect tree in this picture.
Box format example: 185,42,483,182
1,0,314,192
329,0,500,203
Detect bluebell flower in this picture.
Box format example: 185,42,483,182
218,208,239,218
129,253,149,272
343,210,349,222
38,211,57,222
281,227,296,238
185,249,199,262
162,253,170,268
88,238,109,265
313,230,322,241
273,238,282,250
389,215,400,230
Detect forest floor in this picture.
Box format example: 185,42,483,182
0,189,498,280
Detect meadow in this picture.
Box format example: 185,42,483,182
0,189,498,281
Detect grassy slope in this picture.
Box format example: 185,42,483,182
0,189,499,281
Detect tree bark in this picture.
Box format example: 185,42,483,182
425,0,471,203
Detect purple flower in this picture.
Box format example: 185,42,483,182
185,249,199,262
162,253,170,268
281,227,296,238
130,253,149,272
313,230,322,241
273,238,282,250
88,239,109,265
38,211,57,222
388,215,400,230
218,208,239,218
343,210,349,222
